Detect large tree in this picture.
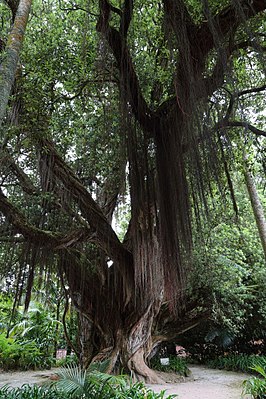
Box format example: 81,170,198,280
0,0,265,382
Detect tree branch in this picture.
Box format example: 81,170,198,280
220,120,266,137
97,0,155,133
0,188,60,245
195,0,266,58
38,138,133,273
237,84,266,97
0,187,106,249
120,0,133,37
0,149,38,195
215,85,266,138
162,0,196,36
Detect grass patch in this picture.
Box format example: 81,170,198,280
207,354,266,373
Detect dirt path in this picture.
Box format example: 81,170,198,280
0,368,57,388
148,365,251,399
0,365,252,398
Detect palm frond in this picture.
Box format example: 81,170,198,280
52,365,87,395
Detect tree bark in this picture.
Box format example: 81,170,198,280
244,159,266,259
0,0,32,128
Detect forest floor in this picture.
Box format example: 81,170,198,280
0,365,251,398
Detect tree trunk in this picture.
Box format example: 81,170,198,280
121,304,165,384
89,303,166,383
244,160,266,259
78,313,96,369
0,0,32,127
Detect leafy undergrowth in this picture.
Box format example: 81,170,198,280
150,355,190,377
243,364,266,399
0,334,53,371
0,380,176,399
206,354,266,373
0,385,66,399
0,364,177,399
49,365,177,399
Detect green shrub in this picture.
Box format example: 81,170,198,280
243,365,266,398
150,355,190,377
0,333,53,370
50,364,177,399
0,385,67,399
56,353,78,367
0,383,176,399
207,354,266,373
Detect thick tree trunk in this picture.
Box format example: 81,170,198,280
78,314,96,369
0,0,32,127
90,304,166,383
121,305,165,383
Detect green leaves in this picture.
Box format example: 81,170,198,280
49,363,176,399
151,355,190,377
207,354,266,373
0,385,67,399
0,333,51,371
243,363,266,398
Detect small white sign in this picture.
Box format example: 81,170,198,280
160,357,170,366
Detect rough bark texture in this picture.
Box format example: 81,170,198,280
244,162,266,259
0,0,32,127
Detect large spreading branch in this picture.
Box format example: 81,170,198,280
216,85,266,137
194,0,266,58
120,0,133,37
0,139,133,272
0,187,89,247
162,0,196,54
0,185,126,253
0,149,38,195
222,121,266,138
97,0,156,133
38,138,133,274
159,0,266,113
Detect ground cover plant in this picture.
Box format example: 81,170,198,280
49,364,177,399
0,385,69,399
243,365,266,399
207,354,266,373
150,355,190,377
0,365,176,399
0,383,175,399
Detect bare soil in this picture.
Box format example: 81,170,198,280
0,368,57,388
148,365,252,399
0,365,252,398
